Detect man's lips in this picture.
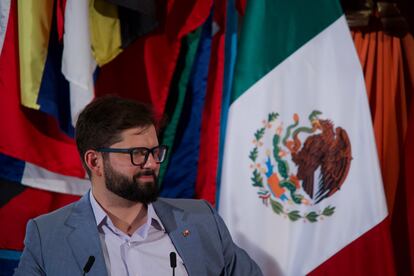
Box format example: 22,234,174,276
138,175,155,180
135,170,156,181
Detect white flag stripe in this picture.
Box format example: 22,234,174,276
22,162,90,195
21,162,91,195
220,16,387,275
61,0,96,126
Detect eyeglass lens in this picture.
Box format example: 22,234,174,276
131,146,166,165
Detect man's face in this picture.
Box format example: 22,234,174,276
102,125,160,204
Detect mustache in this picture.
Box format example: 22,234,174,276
134,170,156,178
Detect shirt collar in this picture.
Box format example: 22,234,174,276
89,190,106,226
89,190,165,236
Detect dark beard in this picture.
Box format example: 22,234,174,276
103,160,159,204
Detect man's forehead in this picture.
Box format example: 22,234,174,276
123,125,155,136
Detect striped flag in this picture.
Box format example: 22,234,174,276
159,27,202,184
161,16,212,198
219,1,395,275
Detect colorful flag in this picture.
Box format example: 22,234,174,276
0,1,213,274
161,16,212,198
16,0,74,137
0,0,84,178
219,0,395,275
0,153,89,195
159,27,202,183
94,0,212,117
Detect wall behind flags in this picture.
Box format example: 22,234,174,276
0,0,413,275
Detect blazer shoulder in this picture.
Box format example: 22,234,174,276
156,197,213,213
32,198,80,229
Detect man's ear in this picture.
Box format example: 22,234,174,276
84,150,103,177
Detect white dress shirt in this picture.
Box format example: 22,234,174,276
89,192,188,276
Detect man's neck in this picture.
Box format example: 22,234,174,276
92,188,148,236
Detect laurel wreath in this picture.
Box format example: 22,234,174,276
249,112,336,223
270,199,335,222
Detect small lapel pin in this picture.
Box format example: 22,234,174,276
182,229,190,237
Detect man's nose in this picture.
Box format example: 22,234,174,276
142,152,158,169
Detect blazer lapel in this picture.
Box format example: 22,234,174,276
153,199,206,276
65,192,108,276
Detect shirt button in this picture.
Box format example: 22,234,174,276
127,241,131,246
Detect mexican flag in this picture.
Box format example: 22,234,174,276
218,1,395,275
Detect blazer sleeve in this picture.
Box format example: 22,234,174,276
202,200,263,276
14,219,46,276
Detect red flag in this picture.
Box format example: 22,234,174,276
0,185,79,250
309,218,395,275
56,0,67,42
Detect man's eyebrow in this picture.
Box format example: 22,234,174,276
131,126,151,135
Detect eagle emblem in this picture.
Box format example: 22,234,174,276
249,111,352,222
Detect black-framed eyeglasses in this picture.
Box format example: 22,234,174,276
96,145,168,167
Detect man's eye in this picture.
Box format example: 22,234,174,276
133,149,147,156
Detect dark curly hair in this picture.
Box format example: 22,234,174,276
75,96,157,176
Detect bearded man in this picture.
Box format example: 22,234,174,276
14,96,262,276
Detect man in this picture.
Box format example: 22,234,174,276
14,96,262,276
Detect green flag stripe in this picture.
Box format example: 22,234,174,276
231,0,343,103
159,29,202,184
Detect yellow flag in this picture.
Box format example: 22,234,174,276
89,0,122,66
18,0,53,110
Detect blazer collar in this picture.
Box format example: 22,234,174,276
64,195,207,275
153,199,206,276
65,191,108,276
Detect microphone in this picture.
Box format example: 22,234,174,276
169,252,177,276
83,255,95,276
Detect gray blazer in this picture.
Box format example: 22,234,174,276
14,193,262,275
